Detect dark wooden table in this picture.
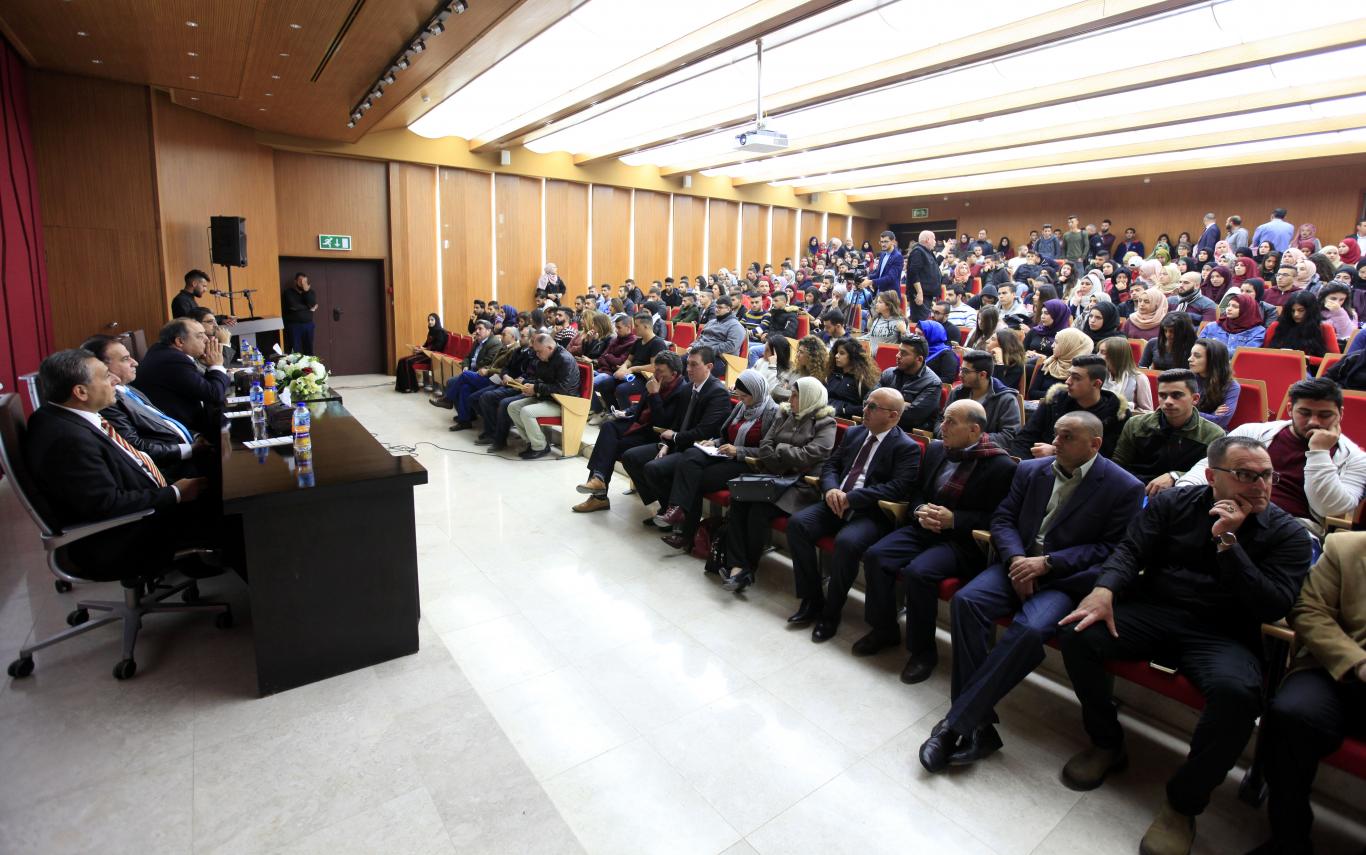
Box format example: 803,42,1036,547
221,401,427,695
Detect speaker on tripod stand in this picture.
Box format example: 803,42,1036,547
210,216,247,267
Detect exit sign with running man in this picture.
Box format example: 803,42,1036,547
318,234,352,251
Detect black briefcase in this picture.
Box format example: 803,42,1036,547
726,474,798,503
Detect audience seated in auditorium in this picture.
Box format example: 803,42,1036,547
1323,347,1366,390
1057,435,1312,855
572,351,687,513
1252,531,1366,855
1027,327,1092,402
606,313,669,411
1077,301,1125,348
1112,369,1225,497
1024,298,1071,359
1011,355,1129,459
489,333,581,460
83,335,201,480
589,313,637,415
695,296,746,375
1200,291,1267,354
718,376,839,592
864,290,908,346
988,327,1028,392
1179,378,1366,539
878,335,943,433
816,309,849,344
920,411,1142,772
1169,272,1219,325
824,337,880,419
395,313,447,392
1122,288,1169,341
785,387,920,640
1187,339,1240,429
431,319,505,419
132,319,231,434
940,349,1022,450
860,400,1018,680
1268,292,1328,361
1140,312,1197,371
620,347,732,524
473,334,546,449
929,301,962,350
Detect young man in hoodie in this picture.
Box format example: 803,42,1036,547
940,350,1023,450
1010,355,1129,459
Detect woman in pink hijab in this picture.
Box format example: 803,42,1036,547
1293,223,1320,254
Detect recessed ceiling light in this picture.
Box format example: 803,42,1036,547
187,51,198,57
185,20,198,27
289,23,302,29
91,59,103,64
188,74,199,80
258,107,266,112
265,92,273,97
270,74,280,80
190,96,200,101
76,30,88,37
278,52,289,58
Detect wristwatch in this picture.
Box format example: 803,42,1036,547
1216,532,1238,548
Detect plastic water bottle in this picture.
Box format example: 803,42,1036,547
292,401,312,458
262,361,277,405
249,379,267,440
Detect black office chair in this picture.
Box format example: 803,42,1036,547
0,393,233,681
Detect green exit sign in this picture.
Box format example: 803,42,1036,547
911,207,930,219
318,234,352,251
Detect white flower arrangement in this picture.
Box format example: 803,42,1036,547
273,353,330,403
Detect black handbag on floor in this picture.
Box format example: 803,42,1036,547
726,474,799,503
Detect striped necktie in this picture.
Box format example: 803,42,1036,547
122,386,193,443
99,417,167,487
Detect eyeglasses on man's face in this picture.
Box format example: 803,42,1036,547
1209,466,1280,485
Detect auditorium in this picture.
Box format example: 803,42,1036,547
3,1,1366,852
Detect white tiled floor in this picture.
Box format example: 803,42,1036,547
1,374,1363,854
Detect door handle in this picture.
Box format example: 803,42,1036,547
333,307,343,321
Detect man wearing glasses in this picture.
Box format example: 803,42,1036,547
1177,377,1366,540
1056,434,1313,855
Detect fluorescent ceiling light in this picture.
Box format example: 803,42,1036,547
411,0,756,140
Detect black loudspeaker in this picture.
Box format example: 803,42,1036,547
210,216,247,267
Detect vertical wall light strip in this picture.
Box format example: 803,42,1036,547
702,198,710,274
628,189,636,280
765,206,773,269
434,168,444,318
667,194,675,279
821,212,829,245
735,203,742,272
539,177,547,269
845,215,853,244
489,173,498,300
586,184,594,288
795,210,803,261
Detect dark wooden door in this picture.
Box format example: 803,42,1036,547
279,258,386,376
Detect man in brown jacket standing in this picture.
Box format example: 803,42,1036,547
1251,531,1366,855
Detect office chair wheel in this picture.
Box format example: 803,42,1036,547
112,659,137,680
54,580,73,593
182,584,200,604
66,608,89,627
7,657,34,678
215,610,234,630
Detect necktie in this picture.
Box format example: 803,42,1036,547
840,434,879,492
122,387,193,443
100,418,167,487
682,386,701,428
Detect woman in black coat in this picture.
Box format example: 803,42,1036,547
395,313,448,392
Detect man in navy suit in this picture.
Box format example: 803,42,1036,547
1196,212,1221,258
859,400,1019,682
785,387,921,640
918,411,1143,772
861,230,904,295
132,318,231,434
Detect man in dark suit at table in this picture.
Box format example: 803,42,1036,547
132,318,231,434
858,400,1018,681
918,412,1143,772
23,350,211,575
83,335,202,479
621,346,732,523
861,230,904,295
787,387,921,640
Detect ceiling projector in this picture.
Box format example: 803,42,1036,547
735,127,788,153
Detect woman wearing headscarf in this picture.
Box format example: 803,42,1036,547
395,312,448,392
1024,298,1072,358
1200,264,1234,303
1199,292,1266,355
1340,236,1362,265
655,368,779,551
1069,270,1105,314
918,318,960,381
1294,222,1321,254
1079,300,1125,347
1230,256,1258,289
1155,262,1182,295
1121,287,1168,341
1026,327,1092,401
717,376,837,592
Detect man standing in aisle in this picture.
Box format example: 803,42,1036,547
282,272,318,355
1196,212,1221,259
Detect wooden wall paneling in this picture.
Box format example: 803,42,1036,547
440,168,493,318
389,162,439,366
851,217,878,253
544,179,587,295
273,151,390,259
740,202,768,269
770,207,797,267
671,195,706,280
879,157,1366,257
591,185,630,287
494,173,542,302
633,189,669,283
28,72,165,346
708,199,738,274
150,92,280,319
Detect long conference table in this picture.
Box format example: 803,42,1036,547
220,400,427,695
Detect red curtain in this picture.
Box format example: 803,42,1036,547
0,37,52,413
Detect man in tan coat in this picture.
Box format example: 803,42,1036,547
1251,531,1366,855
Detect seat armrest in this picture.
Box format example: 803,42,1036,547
46,509,157,549
878,500,908,525
804,475,819,486
1325,514,1354,533
1260,622,1296,644
972,529,994,559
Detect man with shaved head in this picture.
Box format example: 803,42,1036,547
785,387,922,640
859,399,1019,676
918,410,1143,773
903,229,939,323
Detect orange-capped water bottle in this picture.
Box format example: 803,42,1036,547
262,362,278,405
